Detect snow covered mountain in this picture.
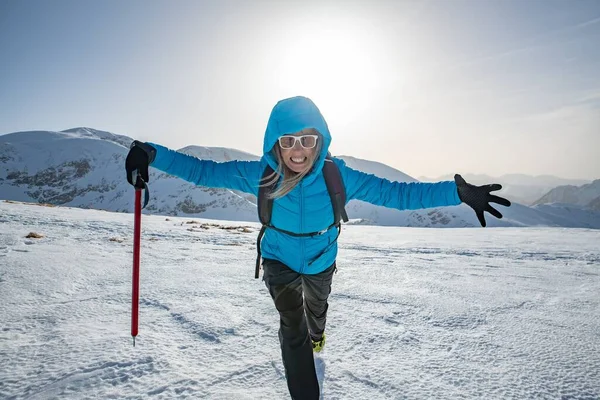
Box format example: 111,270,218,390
420,173,591,205
588,196,600,212
0,128,258,221
338,155,417,183
532,179,600,210
1,128,599,229
178,145,260,163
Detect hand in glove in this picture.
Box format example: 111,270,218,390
125,141,156,188
454,174,511,227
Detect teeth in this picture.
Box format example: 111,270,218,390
291,157,306,163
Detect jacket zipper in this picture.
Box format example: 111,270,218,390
299,182,305,273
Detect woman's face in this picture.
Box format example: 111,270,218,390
278,129,319,173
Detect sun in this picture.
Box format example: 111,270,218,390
274,23,388,131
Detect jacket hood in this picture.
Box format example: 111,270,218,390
262,96,331,183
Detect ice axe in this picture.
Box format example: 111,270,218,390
131,172,149,346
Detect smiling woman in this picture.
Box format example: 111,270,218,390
275,22,390,130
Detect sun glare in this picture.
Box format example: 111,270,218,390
275,24,388,131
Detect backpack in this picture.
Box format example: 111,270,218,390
255,157,349,278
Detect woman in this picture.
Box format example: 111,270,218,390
125,96,510,399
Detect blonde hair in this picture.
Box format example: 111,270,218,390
261,130,323,199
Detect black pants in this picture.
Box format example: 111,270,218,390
262,259,335,400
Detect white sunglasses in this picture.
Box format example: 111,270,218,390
278,135,319,149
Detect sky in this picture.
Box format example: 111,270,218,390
0,0,599,180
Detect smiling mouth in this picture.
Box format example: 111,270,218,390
290,157,307,164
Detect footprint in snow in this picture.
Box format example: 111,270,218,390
315,355,326,399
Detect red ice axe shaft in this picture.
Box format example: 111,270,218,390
131,188,142,346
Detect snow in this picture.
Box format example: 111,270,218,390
1,200,599,399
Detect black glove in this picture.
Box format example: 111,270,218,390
125,141,156,188
454,174,511,227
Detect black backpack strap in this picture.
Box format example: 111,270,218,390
258,165,276,225
256,166,277,278
255,225,267,278
323,157,349,224
303,159,348,269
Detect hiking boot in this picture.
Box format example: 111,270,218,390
311,333,326,353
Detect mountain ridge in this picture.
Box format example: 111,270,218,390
419,173,593,205
1,128,599,229
532,179,600,210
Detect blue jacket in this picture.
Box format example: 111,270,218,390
149,96,462,274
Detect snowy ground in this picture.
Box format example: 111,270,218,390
1,200,599,400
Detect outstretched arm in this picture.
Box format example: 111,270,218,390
337,160,462,210
149,143,263,196
333,159,511,226
126,141,263,196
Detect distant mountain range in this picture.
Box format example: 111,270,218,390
1,127,599,229
420,173,591,205
532,180,600,211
